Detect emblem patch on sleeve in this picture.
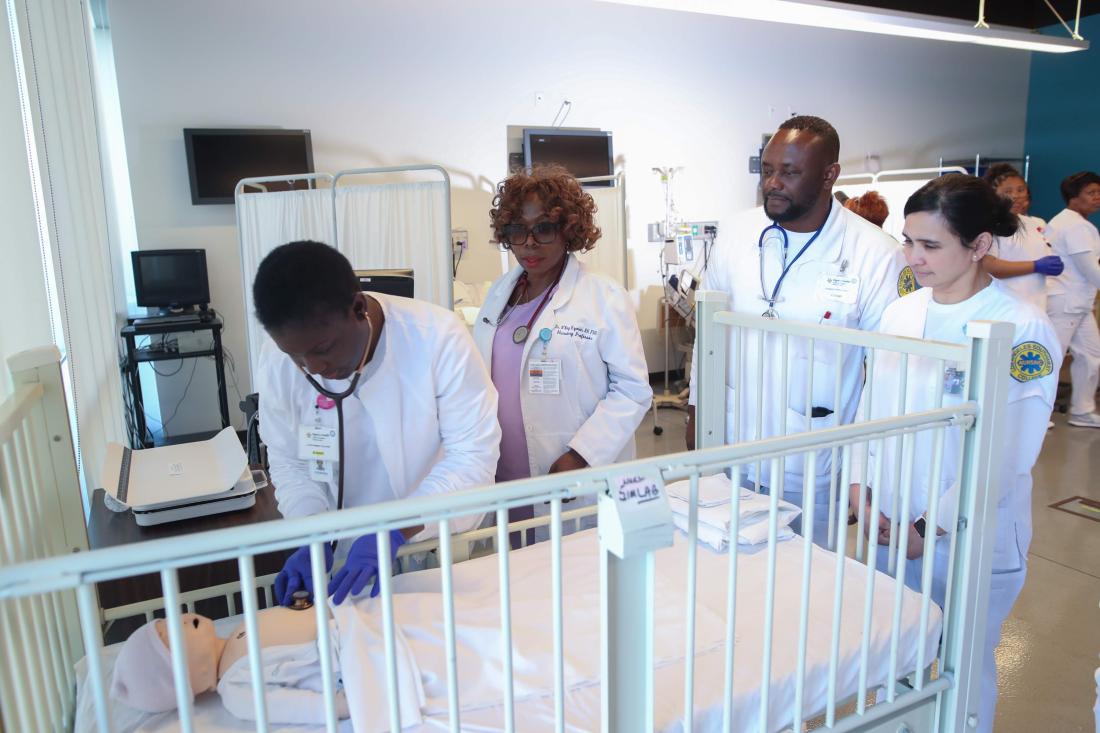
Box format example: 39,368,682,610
897,265,919,296
1010,341,1053,382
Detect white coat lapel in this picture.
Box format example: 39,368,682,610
355,299,404,501
475,265,525,366
520,255,580,368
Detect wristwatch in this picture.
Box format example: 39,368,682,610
913,517,927,539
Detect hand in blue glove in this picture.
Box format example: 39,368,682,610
274,544,334,607
328,529,406,605
1034,255,1064,276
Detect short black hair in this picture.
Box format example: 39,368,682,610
252,240,360,331
982,162,1024,190
1060,171,1100,204
904,173,1018,245
777,115,840,164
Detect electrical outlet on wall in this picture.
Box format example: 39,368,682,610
451,229,469,251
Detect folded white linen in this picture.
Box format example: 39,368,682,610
666,474,802,549
666,473,738,507
672,512,794,550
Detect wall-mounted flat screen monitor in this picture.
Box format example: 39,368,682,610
184,128,314,205
132,249,210,311
522,128,614,186
355,269,414,299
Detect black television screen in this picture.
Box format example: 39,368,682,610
523,129,613,186
355,269,414,299
184,128,314,205
132,249,210,310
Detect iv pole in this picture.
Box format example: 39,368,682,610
650,167,687,436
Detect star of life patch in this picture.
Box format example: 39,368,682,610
897,265,919,297
1010,341,1053,382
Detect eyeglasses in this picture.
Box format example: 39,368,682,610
500,221,560,249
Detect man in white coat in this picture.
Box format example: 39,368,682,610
688,115,902,546
253,241,500,605
1044,171,1100,428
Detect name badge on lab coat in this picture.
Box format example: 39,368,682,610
816,273,860,305
298,424,339,461
308,458,334,481
528,359,561,395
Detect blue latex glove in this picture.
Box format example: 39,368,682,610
328,529,406,605
1034,255,1064,276
274,544,334,607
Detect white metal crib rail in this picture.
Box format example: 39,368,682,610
0,304,1011,733
0,346,86,733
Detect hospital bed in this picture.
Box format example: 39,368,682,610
0,291,1014,732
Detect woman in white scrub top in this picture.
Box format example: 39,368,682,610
980,163,1063,310
474,165,652,535
849,174,1060,733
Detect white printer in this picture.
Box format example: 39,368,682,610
100,427,265,526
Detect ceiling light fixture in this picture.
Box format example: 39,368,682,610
598,0,1089,53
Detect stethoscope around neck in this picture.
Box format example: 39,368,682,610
757,200,831,318
296,311,374,540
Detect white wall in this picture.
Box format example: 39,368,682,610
108,0,1031,433
0,0,53,398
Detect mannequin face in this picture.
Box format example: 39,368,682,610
155,614,221,695
902,211,992,298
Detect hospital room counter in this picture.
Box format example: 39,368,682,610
87,484,292,634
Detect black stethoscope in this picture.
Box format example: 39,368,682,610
296,310,374,529
757,200,831,319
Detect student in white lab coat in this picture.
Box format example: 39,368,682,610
850,174,1059,733
687,115,902,545
1044,171,1100,428
473,165,651,533
253,241,500,605
979,163,1063,311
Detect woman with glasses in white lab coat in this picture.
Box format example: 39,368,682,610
473,165,651,539
850,174,1060,733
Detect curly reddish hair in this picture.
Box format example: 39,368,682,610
490,164,601,252
844,190,889,228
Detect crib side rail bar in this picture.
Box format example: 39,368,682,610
936,320,1013,732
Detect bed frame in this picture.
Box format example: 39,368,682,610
0,290,1015,733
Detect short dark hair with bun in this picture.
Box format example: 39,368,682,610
904,173,1018,248
1060,171,1100,204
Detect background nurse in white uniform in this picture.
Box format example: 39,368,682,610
687,115,902,546
1044,171,1100,428
850,174,1060,733
254,241,501,605
474,164,651,537
980,162,1063,311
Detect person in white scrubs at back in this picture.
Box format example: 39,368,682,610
254,241,500,605
687,115,903,546
850,174,1059,733
980,163,1063,311
474,165,651,537
1044,171,1100,428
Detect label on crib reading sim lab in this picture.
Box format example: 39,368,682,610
816,273,859,305
528,359,561,395
599,468,674,558
298,424,339,462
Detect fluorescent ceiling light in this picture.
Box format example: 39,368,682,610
598,0,1089,53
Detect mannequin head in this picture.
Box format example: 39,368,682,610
111,614,226,713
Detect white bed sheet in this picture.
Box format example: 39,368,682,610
76,529,941,733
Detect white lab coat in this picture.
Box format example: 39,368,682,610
854,281,1059,733
689,202,902,528
991,214,1050,310
473,254,652,475
257,294,501,537
1046,207,1100,311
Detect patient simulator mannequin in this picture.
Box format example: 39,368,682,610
110,603,350,723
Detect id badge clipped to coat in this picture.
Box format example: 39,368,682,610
299,395,338,481
528,327,561,395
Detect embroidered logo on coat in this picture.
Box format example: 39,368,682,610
1010,341,1053,382
897,266,919,296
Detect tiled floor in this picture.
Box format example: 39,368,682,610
634,394,1099,732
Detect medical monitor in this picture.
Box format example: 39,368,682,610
522,129,614,186
132,249,210,312
355,269,414,299
184,128,314,205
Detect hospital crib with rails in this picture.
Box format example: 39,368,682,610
0,291,1042,732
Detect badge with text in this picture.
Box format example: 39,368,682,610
528,359,562,395
943,366,966,395
816,272,860,304
298,423,339,461
598,468,675,558
1010,341,1053,382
